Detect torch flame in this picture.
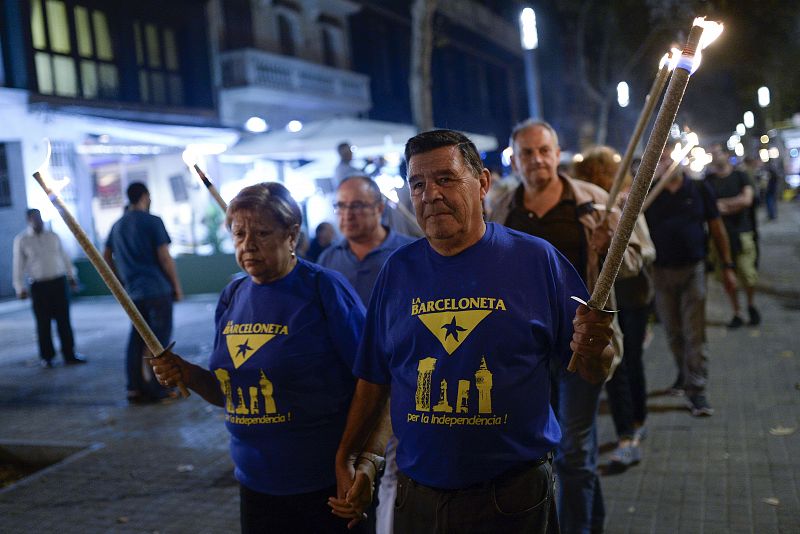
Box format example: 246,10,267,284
668,47,682,71
696,18,724,50
689,18,724,74
670,143,683,162
182,147,198,169
35,139,71,195
659,53,670,70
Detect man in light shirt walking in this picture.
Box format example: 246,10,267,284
13,209,86,368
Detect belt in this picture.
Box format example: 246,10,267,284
403,452,553,493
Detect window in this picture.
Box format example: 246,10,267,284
277,14,296,56
133,21,184,106
30,0,119,100
0,145,11,208
321,28,337,67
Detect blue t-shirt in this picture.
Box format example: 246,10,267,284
317,227,416,305
106,210,173,300
209,259,365,495
645,176,719,267
354,223,587,489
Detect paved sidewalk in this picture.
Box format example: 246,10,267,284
1,203,798,533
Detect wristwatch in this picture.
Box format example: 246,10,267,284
356,452,386,474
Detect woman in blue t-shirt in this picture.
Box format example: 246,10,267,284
150,183,372,533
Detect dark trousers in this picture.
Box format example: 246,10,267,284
617,306,650,425
30,276,74,362
126,295,172,397
394,460,558,534
240,483,366,534
604,306,650,439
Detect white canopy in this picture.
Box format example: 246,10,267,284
225,117,498,160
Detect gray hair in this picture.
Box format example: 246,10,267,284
226,182,302,234
509,119,560,149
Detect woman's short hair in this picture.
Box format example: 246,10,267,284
573,145,625,191
226,182,302,233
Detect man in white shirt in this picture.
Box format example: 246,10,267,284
13,209,86,368
334,142,363,184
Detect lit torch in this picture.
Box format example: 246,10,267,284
568,17,723,373
33,140,189,397
606,48,680,210
183,148,227,212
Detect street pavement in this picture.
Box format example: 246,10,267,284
1,203,798,533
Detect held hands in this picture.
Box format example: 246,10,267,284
570,304,614,384
329,453,377,529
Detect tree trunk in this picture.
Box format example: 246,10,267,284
410,0,437,133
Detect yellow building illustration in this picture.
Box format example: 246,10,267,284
475,357,493,414
456,380,470,413
259,370,277,414
249,386,259,413
215,368,234,413
432,379,453,413
416,357,437,411
235,387,249,414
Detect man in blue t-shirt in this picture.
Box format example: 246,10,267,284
645,152,737,416
104,183,183,403
330,130,614,533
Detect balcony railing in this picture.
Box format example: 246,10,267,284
220,48,371,107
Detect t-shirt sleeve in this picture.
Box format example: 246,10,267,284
699,181,720,221
549,247,588,367
152,217,171,247
318,270,366,372
212,281,237,354
352,266,392,385
105,224,116,252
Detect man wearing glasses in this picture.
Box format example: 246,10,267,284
319,176,415,306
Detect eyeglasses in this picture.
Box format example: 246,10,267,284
333,201,377,213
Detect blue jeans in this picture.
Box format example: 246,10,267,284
552,365,604,534
126,295,173,397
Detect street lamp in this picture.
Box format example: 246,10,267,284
758,86,770,108
617,82,630,107
519,7,542,119
743,111,754,129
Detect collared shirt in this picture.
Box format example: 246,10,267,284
503,182,586,284
317,227,415,305
13,227,74,293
